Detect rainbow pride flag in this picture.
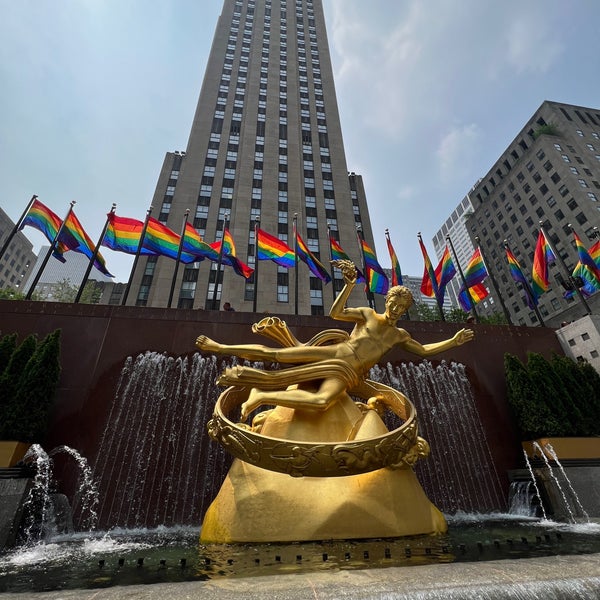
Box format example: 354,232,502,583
573,230,600,286
505,247,537,309
361,239,389,295
143,217,193,262
60,210,113,276
418,236,439,298
457,248,488,311
435,246,456,301
385,232,403,286
211,229,254,279
296,232,331,282
329,237,365,283
103,213,156,255
458,282,488,311
531,230,555,299
590,239,600,266
182,222,219,262
19,199,69,261
256,228,295,268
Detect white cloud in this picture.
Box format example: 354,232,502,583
505,16,564,73
436,123,483,185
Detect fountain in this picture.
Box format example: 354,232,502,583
0,262,599,594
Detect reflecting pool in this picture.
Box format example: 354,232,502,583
2,514,599,593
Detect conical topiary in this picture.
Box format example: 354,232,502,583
550,353,596,436
527,352,579,437
0,334,38,439
0,333,18,374
504,353,561,440
576,358,600,434
2,330,61,443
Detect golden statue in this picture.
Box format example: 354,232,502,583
196,260,474,543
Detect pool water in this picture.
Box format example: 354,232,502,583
1,514,599,593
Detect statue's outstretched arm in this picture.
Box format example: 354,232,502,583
402,328,474,358
329,259,363,323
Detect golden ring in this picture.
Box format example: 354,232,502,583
207,379,429,478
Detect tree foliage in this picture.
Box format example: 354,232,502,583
504,351,599,440
0,332,18,373
0,334,38,438
504,353,561,439
0,331,62,443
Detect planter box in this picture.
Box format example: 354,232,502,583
522,437,600,461
0,441,30,468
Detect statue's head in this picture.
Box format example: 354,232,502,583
385,285,413,316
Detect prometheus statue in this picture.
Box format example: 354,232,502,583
196,260,474,543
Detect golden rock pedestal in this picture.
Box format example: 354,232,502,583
200,389,446,543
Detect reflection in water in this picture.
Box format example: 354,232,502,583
1,517,600,593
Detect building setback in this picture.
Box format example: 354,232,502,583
129,0,378,314
465,101,600,327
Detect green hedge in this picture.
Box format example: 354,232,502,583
504,351,600,440
0,330,61,443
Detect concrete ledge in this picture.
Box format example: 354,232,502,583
3,553,600,599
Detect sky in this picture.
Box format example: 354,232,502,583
2,1,600,283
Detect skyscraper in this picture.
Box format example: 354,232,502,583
129,0,377,314
464,101,600,326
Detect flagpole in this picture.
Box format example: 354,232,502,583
446,234,478,321
293,213,299,315
504,239,545,326
326,225,337,302
253,217,260,313
474,236,512,325
211,211,228,310
356,226,375,309
26,201,76,300
121,206,153,306
167,209,190,308
0,195,37,264
74,204,116,304
565,223,593,315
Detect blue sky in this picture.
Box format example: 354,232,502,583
2,1,600,283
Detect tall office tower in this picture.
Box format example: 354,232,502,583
130,0,377,314
466,101,600,327
433,193,482,309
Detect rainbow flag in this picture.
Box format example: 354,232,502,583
505,247,537,309
590,239,600,267
435,246,456,301
419,236,439,298
143,217,193,262
458,282,488,311
182,222,219,262
573,231,600,286
568,261,600,298
211,229,254,279
103,213,156,255
296,232,331,282
457,248,487,310
360,239,389,294
329,237,365,283
257,228,295,268
531,230,555,299
60,210,113,276
19,199,69,261
385,232,403,286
